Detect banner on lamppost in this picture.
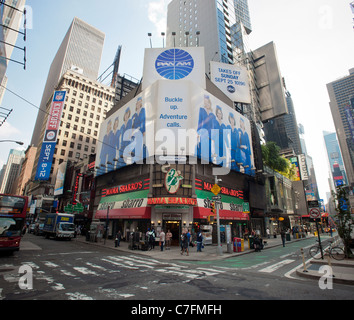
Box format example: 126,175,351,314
35,91,66,181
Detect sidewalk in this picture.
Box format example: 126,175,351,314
296,249,354,286
74,233,312,262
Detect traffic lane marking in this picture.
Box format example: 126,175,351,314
259,259,295,273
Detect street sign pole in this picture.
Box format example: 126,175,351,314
309,206,324,260
316,220,324,260
214,175,222,256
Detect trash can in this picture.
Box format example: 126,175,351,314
248,236,255,249
286,233,291,241
233,238,237,252
237,239,242,252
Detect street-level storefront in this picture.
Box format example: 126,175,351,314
95,179,151,240
149,197,196,245
194,178,250,241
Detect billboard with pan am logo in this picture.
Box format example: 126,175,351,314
143,47,206,90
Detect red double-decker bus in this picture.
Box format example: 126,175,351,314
0,194,28,254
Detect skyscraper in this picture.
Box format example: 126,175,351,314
0,149,25,194
327,68,354,187
29,70,115,196
31,17,105,147
166,0,251,71
0,0,26,103
323,131,349,191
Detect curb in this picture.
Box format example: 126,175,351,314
296,268,354,286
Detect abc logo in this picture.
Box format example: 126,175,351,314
155,49,194,80
227,86,236,94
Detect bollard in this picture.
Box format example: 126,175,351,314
301,248,308,273
326,249,335,278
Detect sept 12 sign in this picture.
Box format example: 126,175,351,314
35,91,66,181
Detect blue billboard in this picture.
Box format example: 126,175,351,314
35,91,66,181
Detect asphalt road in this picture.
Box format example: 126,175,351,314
0,233,353,303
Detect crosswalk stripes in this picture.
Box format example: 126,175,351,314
259,259,295,273
1,254,300,300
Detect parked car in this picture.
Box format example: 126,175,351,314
34,223,44,236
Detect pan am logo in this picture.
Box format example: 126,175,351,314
155,49,194,80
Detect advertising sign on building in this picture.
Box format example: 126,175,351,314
35,91,66,181
142,47,206,90
54,161,67,196
298,154,309,181
290,157,301,181
96,80,255,177
210,61,251,104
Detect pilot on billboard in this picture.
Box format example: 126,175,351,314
196,95,215,162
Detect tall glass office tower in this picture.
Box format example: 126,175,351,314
31,17,105,146
327,68,354,187
323,131,348,190
166,0,252,70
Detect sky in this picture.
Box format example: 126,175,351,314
0,0,353,203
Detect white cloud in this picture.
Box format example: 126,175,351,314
147,0,171,34
0,122,21,139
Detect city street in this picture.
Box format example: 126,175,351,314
0,233,353,301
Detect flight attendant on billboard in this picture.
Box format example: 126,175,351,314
132,97,147,162
211,105,229,166
228,113,241,172
196,95,215,162
239,118,252,175
108,117,121,169
119,107,133,167
99,120,112,171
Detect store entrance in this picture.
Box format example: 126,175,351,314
164,221,181,246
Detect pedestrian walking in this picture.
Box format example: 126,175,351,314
148,228,155,250
166,229,172,250
196,229,203,252
266,227,270,239
115,230,122,247
280,230,286,247
186,229,192,248
159,229,165,251
180,232,189,256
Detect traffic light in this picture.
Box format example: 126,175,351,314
210,202,215,214
208,215,215,224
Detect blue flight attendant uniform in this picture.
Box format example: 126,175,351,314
119,118,133,167
100,131,111,169
227,125,241,172
197,107,215,162
132,107,147,161
239,128,252,175
108,127,121,168
212,116,228,165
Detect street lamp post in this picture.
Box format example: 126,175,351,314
0,140,24,145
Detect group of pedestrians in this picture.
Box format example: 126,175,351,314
180,229,204,256
146,228,173,251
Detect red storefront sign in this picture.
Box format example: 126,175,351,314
193,207,249,221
